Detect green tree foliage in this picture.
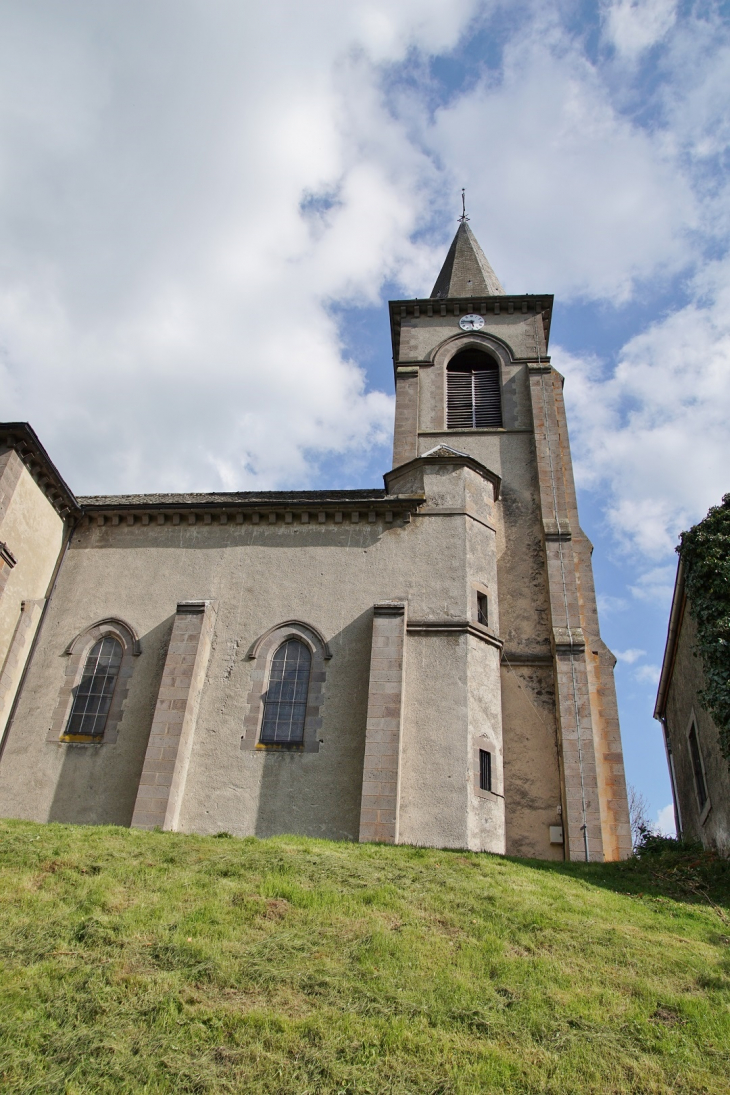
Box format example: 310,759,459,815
678,493,730,764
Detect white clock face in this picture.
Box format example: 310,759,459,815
459,313,485,331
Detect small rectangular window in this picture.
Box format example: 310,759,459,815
479,749,492,792
688,722,708,811
477,593,488,627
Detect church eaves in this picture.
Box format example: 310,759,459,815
430,221,505,298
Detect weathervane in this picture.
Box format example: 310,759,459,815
459,188,469,223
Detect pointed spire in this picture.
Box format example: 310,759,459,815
430,220,505,299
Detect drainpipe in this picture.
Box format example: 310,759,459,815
659,715,682,839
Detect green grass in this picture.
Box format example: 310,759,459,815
0,821,728,1094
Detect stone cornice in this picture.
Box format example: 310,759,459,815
501,650,553,666
406,618,504,650
552,627,586,654
398,356,551,368
1,422,80,518
374,601,406,617
384,447,501,500
389,294,553,361
543,520,572,541
79,494,424,527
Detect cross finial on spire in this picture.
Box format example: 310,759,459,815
459,188,469,223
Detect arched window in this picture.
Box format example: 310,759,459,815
447,348,502,429
65,636,123,738
260,639,312,744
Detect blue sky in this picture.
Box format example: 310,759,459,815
2,0,730,831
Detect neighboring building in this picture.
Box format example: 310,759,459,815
0,220,632,860
655,560,730,856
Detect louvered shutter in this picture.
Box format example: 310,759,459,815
447,367,502,429
473,369,501,427
446,373,475,428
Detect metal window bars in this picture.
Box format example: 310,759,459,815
65,636,123,737
479,748,492,792
260,639,312,744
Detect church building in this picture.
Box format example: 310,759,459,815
0,221,632,861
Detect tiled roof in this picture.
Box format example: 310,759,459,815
78,489,388,507
431,221,505,298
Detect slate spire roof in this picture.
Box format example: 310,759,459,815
430,220,505,298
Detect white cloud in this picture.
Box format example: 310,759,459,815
614,648,646,664
659,10,730,175
634,663,660,685
655,803,676,837
557,260,730,560
629,566,678,607
548,9,730,564
602,0,678,59
0,0,481,494
0,0,728,532
421,6,730,573
597,593,629,615
423,12,696,303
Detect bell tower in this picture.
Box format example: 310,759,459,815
388,217,632,862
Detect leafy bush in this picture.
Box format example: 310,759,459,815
678,493,730,765
633,826,684,858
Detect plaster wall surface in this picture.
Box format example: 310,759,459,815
0,460,506,847
499,662,562,859
396,462,506,852
465,635,506,852
0,459,64,666
391,304,628,859
0,456,65,739
399,313,545,366
0,525,170,825
665,611,730,855
398,631,471,849
0,287,628,859
406,317,563,857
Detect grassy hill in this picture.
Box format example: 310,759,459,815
0,821,728,1094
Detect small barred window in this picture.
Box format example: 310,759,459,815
260,639,311,744
447,348,502,429
65,637,122,738
479,749,492,792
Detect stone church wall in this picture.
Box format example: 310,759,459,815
665,611,730,856
0,449,66,744
0,463,508,850
0,223,632,861
393,311,565,859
